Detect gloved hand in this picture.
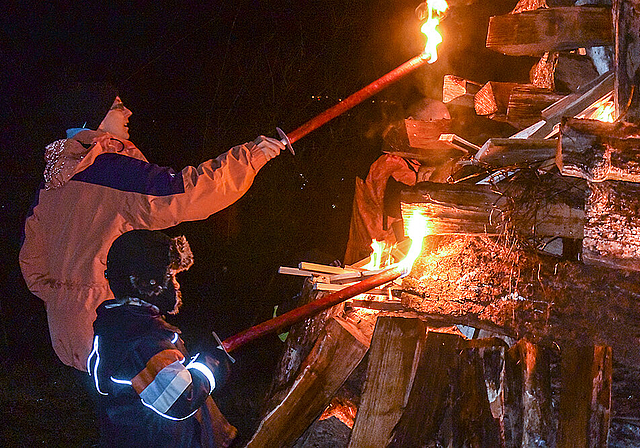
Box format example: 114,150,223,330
254,135,285,161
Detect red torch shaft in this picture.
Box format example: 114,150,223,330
221,264,405,352
286,53,430,144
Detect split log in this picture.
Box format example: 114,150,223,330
475,137,558,167
247,317,369,448
399,235,640,366
507,86,566,127
530,51,559,90
486,7,613,56
475,81,523,116
583,180,640,271
558,118,640,182
443,74,482,108
557,344,612,448
387,332,463,447
401,181,585,239
613,0,640,121
404,118,453,150
347,317,426,448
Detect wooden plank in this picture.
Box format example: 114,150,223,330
346,299,404,311
387,332,463,447
558,118,640,182
438,133,481,154
475,137,558,167
475,81,522,116
583,180,640,272
613,0,640,121
298,262,357,275
486,7,613,56
404,118,454,150
557,344,613,448
247,317,369,448
348,317,426,448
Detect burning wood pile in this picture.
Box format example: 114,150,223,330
235,0,640,446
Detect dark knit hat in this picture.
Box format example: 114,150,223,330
105,230,193,300
54,82,119,133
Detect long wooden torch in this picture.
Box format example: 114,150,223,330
220,264,405,353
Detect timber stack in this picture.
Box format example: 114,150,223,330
245,0,640,446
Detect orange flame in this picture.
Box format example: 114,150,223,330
399,210,431,273
578,92,615,123
421,0,448,63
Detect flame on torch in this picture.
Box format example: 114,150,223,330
420,0,448,63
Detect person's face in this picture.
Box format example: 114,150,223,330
98,96,132,140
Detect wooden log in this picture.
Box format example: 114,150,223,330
486,7,613,56
613,0,640,121
449,347,503,447
401,181,585,239
558,118,640,182
347,317,426,448
557,344,613,448
387,332,463,447
475,81,523,116
247,317,369,448
506,86,565,127
475,137,559,167
443,74,482,108
583,180,640,271
530,52,558,90
404,118,454,150
510,340,555,447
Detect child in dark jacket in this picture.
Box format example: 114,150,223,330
88,229,236,448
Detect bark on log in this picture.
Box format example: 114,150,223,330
557,344,612,448
486,7,613,56
613,0,640,121
399,235,640,366
247,317,369,448
347,317,426,448
558,118,640,182
583,180,640,271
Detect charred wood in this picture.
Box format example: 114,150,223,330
475,137,559,167
507,86,566,127
613,0,640,121
558,118,640,182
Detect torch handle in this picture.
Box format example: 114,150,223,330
285,52,430,145
220,264,405,353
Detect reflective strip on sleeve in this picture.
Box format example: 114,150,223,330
138,360,192,414
131,349,185,395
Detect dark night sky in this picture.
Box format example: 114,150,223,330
1,0,532,340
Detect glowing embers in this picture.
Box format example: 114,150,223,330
420,0,448,63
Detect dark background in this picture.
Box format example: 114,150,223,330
1,0,535,444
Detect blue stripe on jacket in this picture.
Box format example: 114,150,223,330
72,153,185,196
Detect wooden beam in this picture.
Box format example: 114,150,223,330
348,317,426,448
613,0,640,121
486,7,613,57
583,180,640,272
247,317,369,448
404,118,454,150
475,137,558,167
557,344,612,448
387,332,463,447
558,118,640,183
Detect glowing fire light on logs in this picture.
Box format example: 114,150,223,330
221,211,430,353
280,0,448,147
